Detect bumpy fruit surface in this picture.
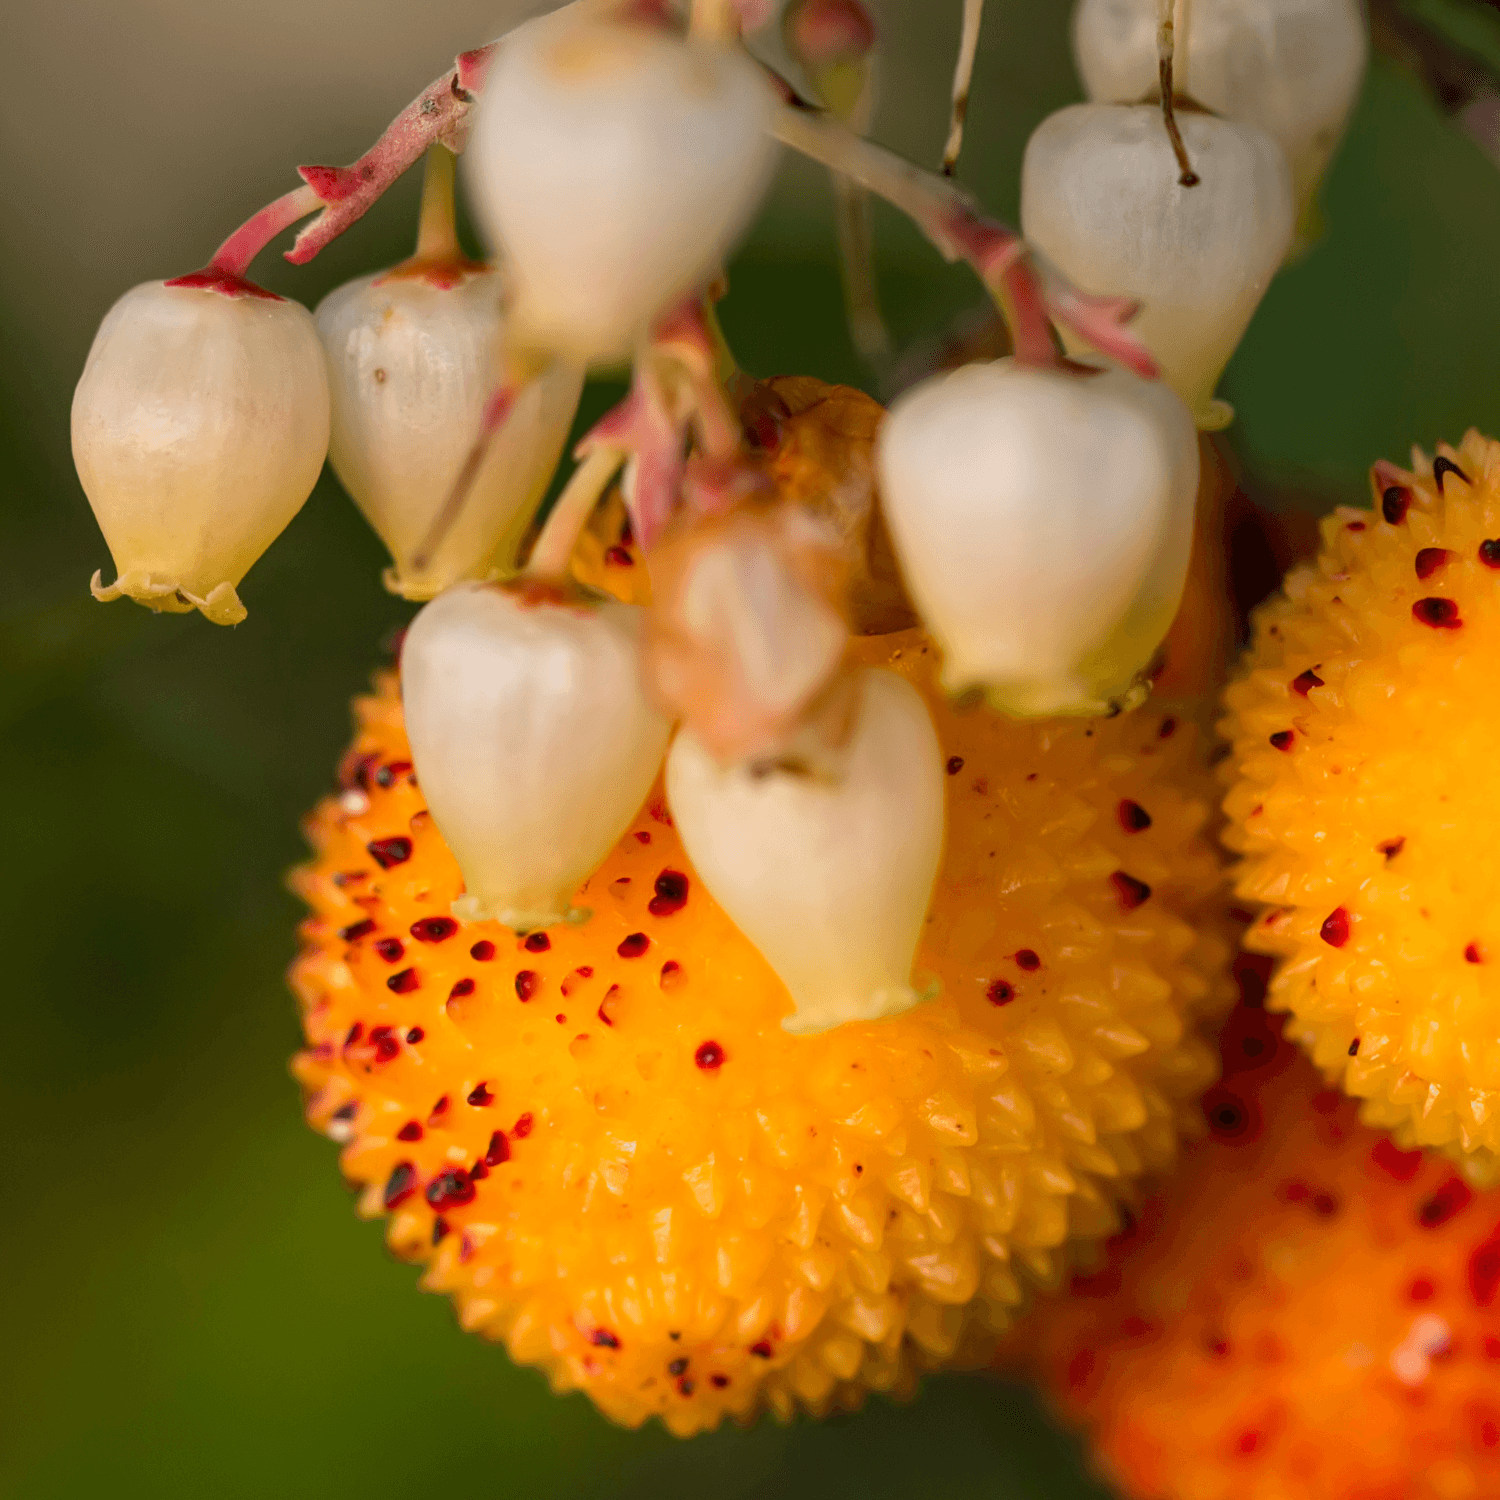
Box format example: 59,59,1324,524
290,627,1230,1434
1221,432,1500,1184
1011,979,1500,1500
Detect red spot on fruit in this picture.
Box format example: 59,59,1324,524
387,968,419,994
1320,908,1350,947
1117,799,1152,832
1291,669,1324,696
1420,1177,1474,1228
373,759,412,788
1415,548,1453,579
604,545,635,567
515,970,539,1001
339,919,376,942
1346,520,1366,532
946,756,964,775
1014,949,1041,971
1480,540,1500,569
618,932,650,958
448,978,475,999
1381,486,1410,524
467,1083,493,1107
485,1130,510,1167
524,932,550,952
1379,838,1405,860
397,1120,423,1142
1110,872,1151,910
590,1328,621,1349
1409,1277,1436,1301
1372,1138,1423,1181
1269,731,1294,752
649,870,690,917
470,940,495,961
1432,455,1469,491
368,1025,400,1062
374,937,405,963
1204,1088,1258,1142
1468,943,1485,964
695,1040,725,1070
383,1162,416,1208
512,1112,533,1138
410,916,457,943
987,980,1014,1006
1158,716,1177,738
750,1340,773,1358
405,1026,424,1043
1413,597,1462,629
1469,1226,1500,1306
425,1169,476,1210
367,836,412,868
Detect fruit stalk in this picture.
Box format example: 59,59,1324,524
286,45,496,267
769,101,1156,375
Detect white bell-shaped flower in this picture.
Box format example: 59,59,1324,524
876,358,1200,716
666,668,944,1035
401,580,672,931
1071,0,1366,234
1020,103,1294,427
466,9,778,363
72,280,329,624
316,265,583,597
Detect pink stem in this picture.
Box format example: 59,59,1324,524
286,44,496,267
769,98,1156,376
207,183,323,280
581,368,687,551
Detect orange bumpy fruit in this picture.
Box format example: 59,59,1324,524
1012,979,1500,1500
289,625,1230,1434
1221,431,1500,1185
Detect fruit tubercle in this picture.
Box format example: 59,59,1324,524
89,569,247,626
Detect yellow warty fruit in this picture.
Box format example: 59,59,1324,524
1222,430,1500,1184
290,617,1230,1434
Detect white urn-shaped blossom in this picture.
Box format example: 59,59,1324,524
1072,0,1367,234
316,264,583,597
877,358,1200,716
72,280,329,624
466,9,778,363
401,580,672,931
666,668,944,1035
1020,103,1294,427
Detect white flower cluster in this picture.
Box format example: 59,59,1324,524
68,0,1364,1032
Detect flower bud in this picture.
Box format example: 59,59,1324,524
72,280,329,624
316,265,583,597
665,667,944,1035
1020,103,1294,426
400,580,672,931
876,358,1199,715
1071,0,1366,237
466,10,778,363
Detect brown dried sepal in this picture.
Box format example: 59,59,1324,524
750,376,917,635
640,496,856,768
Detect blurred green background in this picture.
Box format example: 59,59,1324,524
5,1,1500,1496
